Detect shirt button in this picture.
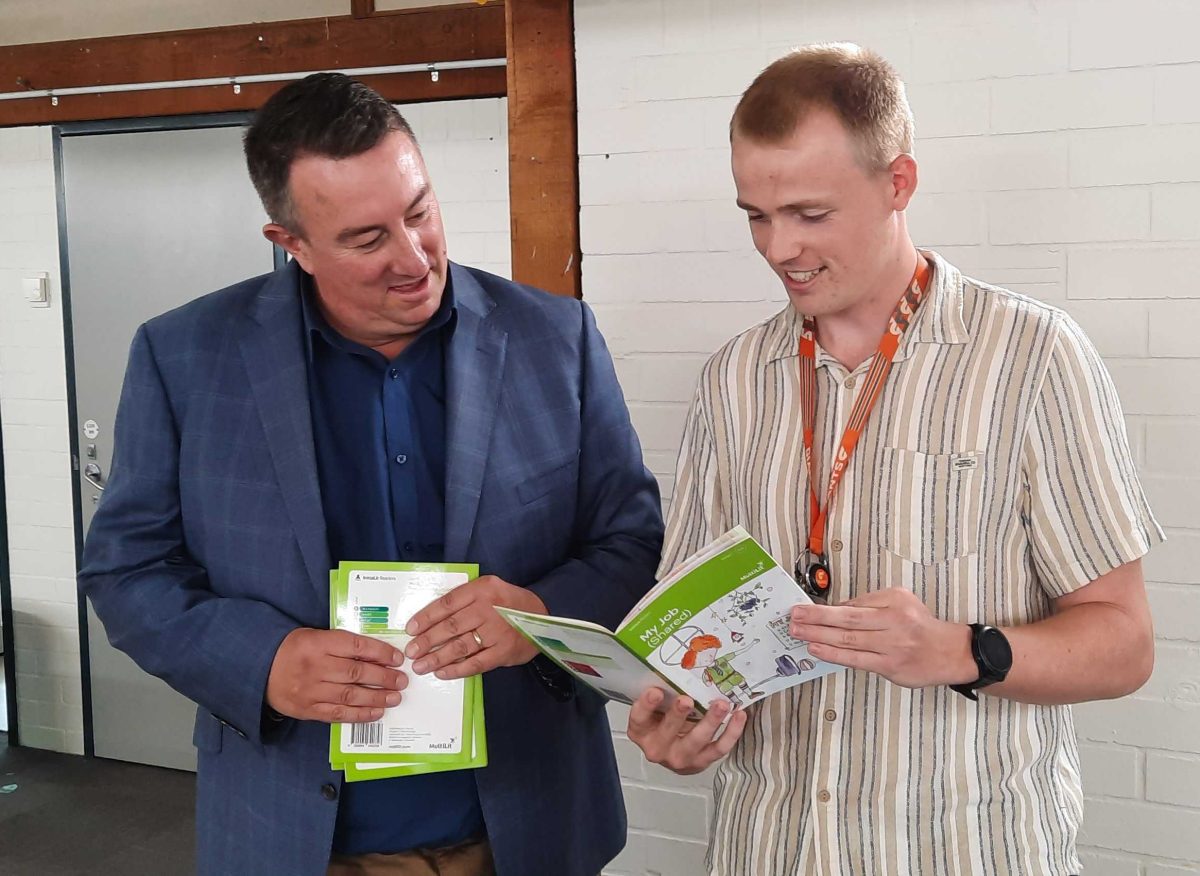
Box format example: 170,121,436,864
403,542,415,553
817,789,831,803
320,783,338,801
831,539,844,553
824,709,837,722
389,368,399,379
395,454,407,465
843,377,855,389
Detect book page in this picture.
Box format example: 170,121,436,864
496,608,693,710
338,678,488,782
616,530,843,709
618,526,746,628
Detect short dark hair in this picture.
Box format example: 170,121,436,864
732,43,914,171
243,72,415,231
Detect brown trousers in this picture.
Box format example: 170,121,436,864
327,839,496,876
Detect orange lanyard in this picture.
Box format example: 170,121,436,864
799,259,931,561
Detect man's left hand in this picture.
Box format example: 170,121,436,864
790,587,976,688
404,576,546,679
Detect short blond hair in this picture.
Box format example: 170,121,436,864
731,43,914,170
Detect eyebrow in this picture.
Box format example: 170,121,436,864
335,184,431,243
735,198,830,213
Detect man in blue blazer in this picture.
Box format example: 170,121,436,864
78,73,663,876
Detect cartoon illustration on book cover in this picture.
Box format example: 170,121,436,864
647,571,829,705
681,634,759,705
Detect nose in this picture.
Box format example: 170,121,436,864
761,220,804,269
385,225,430,278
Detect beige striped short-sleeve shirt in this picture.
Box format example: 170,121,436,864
662,252,1163,876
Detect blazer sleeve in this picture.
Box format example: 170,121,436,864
78,325,299,745
525,301,664,632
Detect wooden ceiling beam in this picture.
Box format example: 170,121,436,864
0,4,505,125
0,68,506,127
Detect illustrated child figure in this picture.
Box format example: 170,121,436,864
682,634,757,705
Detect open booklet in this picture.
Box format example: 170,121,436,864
498,527,842,715
329,562,487,783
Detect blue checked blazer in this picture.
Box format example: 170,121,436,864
78,261,664,876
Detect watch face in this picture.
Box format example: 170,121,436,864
978,626,1013,673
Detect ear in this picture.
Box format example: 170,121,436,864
888,153,919,212
262,223,313,273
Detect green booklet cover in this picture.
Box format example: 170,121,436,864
498,527,843,715
328,562,488,780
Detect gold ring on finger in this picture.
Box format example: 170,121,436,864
471,629,484,648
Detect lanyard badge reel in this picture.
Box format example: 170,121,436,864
796,554,832,604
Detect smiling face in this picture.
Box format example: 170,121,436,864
731,106,917,321
264,130,448,357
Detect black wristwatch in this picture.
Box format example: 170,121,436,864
950,624,1012,701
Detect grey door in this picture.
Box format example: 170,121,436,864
61,124,275,770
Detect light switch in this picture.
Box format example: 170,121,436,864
23,273,49,308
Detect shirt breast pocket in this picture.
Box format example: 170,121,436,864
882,447,984,565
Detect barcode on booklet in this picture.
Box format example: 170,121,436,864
350,722,384,747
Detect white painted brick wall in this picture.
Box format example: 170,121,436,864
1145,863,1200,876
917,132,1070,193
1146,753,1200,808
0,126,84,755
1153,185,1200,241
1071,125,1200,188
1081,850,1146,876
1069,0,1200,70
990,68,1154,134
989,187,1151,245
1154,66,1200,126
402,98,512,280
0,100,508,758
1070,245,1200,300
576,1,1200,873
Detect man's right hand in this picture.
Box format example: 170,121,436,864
626,688,747,776
266,628,408,723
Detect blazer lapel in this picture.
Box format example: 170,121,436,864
238,262,331,601
443,264,507,563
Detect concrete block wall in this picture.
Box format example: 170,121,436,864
0,98,509,756
0,125,85,755
402,97,512,280
574,1,1200,873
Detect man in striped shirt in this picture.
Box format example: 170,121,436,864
626,44,1162,875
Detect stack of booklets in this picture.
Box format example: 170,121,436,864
498,526,842,715
329,562,487,782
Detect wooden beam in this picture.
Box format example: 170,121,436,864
0,4,505,126
351,0,375,19
0,69,505,127
505,0,580,298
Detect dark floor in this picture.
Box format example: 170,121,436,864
0,732,195,875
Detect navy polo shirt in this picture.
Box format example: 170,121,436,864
300,272,486,855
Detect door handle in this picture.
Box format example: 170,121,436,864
83,462,106,492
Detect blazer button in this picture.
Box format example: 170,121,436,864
321,783,338,801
